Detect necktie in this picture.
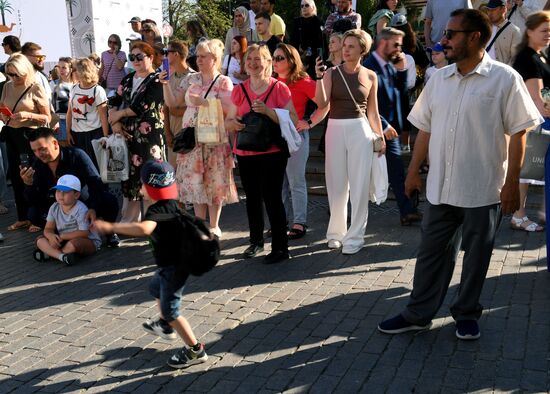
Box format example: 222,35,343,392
384,63,395,89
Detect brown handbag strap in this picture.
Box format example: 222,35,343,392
6,84,33,126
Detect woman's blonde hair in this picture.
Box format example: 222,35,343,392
274,43,308,85
244,44,272,79
196,38,225,72
343,29,373,56
74,57,99,85
328,32,344,63
516,11,550,55
5,53,36,86
301,0,317,16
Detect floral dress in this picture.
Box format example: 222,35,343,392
109,71,165,200
176,73,239,206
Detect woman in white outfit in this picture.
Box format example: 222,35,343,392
315,29,385,255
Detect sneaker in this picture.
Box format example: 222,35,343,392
61,253,76,266
378,314,432,334
142,318,177,341
33,249,50,262
0,232,4,242
167,344,208,369
243,244,264,259
106,233,121,248
327,239,342,249
455,320,480,340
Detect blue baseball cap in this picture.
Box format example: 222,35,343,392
140,159,178,200
51,174,81,192
486,0,506,9
428,42,445,53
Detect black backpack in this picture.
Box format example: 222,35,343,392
150,210,221,276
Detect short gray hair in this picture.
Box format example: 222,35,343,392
376,27,405,45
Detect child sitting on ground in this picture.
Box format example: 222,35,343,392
34,174,102,265
91,160,207,369
424,42,448,83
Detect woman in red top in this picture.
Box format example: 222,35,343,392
273,43,328,239
225,44,298,264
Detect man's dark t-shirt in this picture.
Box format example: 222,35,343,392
144,199,183,268
263,35,282,55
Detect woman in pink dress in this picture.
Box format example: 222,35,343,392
162,39,238,238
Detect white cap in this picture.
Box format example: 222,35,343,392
126,33,142,41
51,174,81,192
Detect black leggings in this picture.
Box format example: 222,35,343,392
237,151,288,252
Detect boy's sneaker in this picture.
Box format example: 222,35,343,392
167,344,208,369
61,253,76,266
106,233,120,248
378,314,432,334
455,320,480,340
33,249,50,263
142,318,177,341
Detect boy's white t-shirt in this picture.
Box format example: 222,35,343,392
69,84,108,132
46,200,102,249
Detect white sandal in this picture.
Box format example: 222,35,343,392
510,216,544,232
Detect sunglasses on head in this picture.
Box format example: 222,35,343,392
128,53,146,62
273,55,286,62
443,29,474,40
301,3,310,7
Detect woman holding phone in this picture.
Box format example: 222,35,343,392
0,54,51,232
99,34,127,96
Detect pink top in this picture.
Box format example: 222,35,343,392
101,50,127,89
231,78,292,156
277,76,316,121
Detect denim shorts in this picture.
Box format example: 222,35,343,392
148,266,189,322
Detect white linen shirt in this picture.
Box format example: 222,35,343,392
408,53,542,208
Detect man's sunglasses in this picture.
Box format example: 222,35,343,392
128,53,146,62
443,29,475,40
29,54,46,61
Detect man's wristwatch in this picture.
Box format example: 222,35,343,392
307,119,313,128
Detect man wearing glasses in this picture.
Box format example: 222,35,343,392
324,0,362,35
378,9,542,340
21,42,51,102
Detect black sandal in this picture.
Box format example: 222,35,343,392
288,224,307,240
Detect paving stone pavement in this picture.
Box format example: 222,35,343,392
0,192,549,393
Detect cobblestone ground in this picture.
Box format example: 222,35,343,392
0,193,548,393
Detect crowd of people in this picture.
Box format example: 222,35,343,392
0,0,548,369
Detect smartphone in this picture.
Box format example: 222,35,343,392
20,153,30,168
162,54,170,81
409,189,420,208
0,106,13,117
316,47,324,61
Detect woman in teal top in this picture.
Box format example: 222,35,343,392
368,0,399,37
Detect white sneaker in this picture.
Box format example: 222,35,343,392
327,239,342,249
342,244,363,255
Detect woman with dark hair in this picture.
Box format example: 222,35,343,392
0,54,51,232
187,20,209,70
222,35,248,85
367,0,399,37
108,41,166,222
99,34,127,96
141,23,164,69
1,35,20,55
510,11,550,232
223,6,258,58
273,43,328,239
52,57,75,145
290,0,324,77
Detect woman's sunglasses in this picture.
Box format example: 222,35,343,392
301,3,311,7
128,53,146,62
6,72,21,78
273,55,286,62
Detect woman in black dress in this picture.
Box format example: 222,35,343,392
511,11,550,232
290,0,324,78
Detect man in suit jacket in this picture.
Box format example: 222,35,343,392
364,27,422,225
486,0,521,65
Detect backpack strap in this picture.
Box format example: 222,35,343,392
240,80,279,111
204,74,221,99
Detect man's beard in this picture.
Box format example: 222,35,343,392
33,63,44,72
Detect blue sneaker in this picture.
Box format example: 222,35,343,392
455,320,480,340
378,314,432,334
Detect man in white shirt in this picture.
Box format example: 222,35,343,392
249,0,261,29
485,0,521,65
378,9,542,340
424,0,473,48
21,42,52,102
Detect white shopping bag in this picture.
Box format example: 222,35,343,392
370,154,388,205
92,134,129,183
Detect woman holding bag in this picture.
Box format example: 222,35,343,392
108,41,166,222
0,54,50,232
315,29,385,255
225,44,298,264
162,38,238,238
